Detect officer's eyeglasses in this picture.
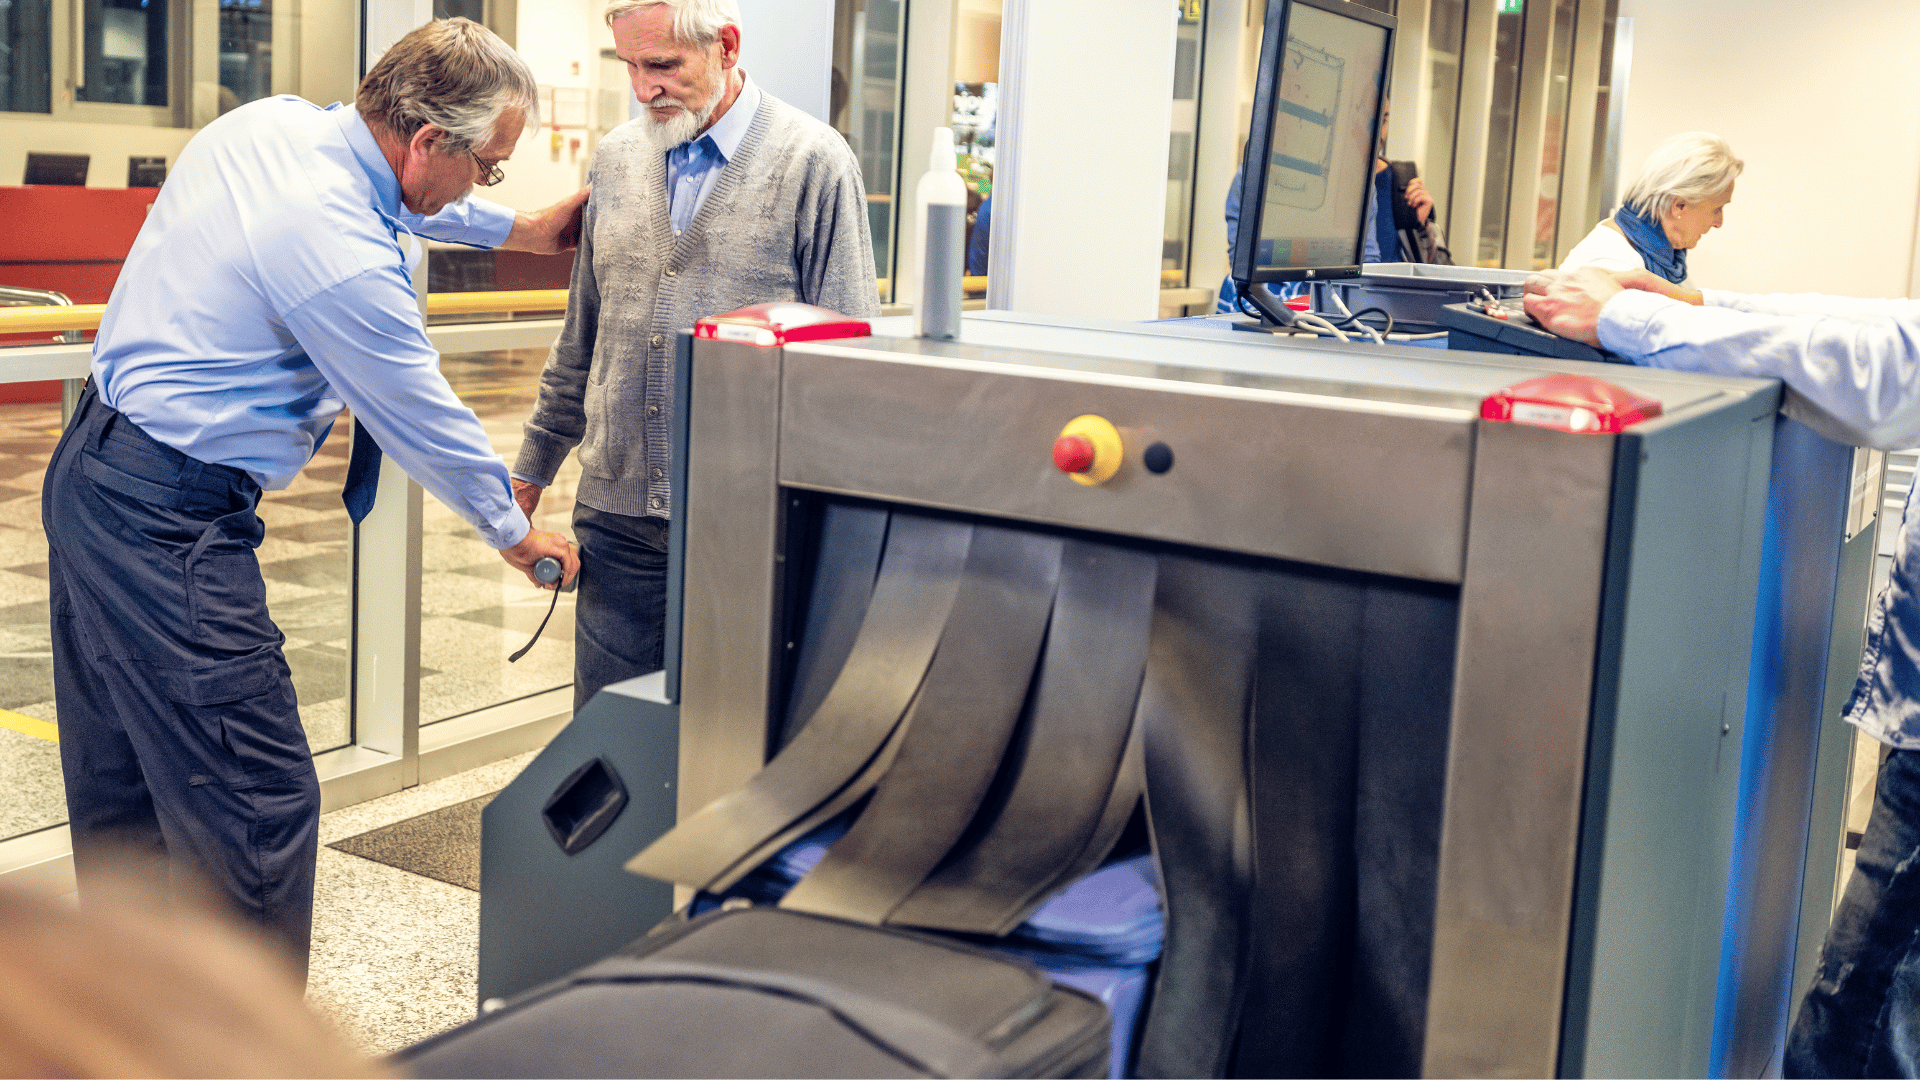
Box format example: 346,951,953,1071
470,151,506,187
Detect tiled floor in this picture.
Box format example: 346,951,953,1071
309,750,538,1056
0,348,582,841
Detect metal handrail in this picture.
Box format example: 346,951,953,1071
0,289,573,336
0,286,76,308
0,288,82,345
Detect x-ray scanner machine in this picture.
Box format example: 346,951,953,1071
471,306,1854,1077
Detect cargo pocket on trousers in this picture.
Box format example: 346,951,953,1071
188,549,280,648
159,653,307,787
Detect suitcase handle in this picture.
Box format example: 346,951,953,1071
590,957,1018,1079
542,756,630,855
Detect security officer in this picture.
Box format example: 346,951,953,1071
44,18,580,977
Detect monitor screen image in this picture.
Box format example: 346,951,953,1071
24,152,90,187
1234,0,1393,286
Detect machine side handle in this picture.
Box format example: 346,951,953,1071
542,756,630,855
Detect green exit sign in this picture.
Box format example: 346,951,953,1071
1499,0,1524,11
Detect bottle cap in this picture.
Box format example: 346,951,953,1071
929,126,956,171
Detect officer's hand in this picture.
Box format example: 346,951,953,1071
1615,268,1704,306
511,477,544,520
1523,268,1622,347
503,187,590,254
501,527,578,589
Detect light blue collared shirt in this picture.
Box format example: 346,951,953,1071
1599,287,1920,748
664,75,761,234
93,95,529,549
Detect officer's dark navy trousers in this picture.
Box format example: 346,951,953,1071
44,384,318,976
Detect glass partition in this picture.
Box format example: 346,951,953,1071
217,0,272,111
0,399,66,839
1531,0,1576,268
78,0,169,106
1162,0,1205,303
1422,0,1466,237
421,348,580,726
1475,7,1523,266
1,0,53,113
833,0,906,301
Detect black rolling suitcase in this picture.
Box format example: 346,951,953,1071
400,906,1113,1079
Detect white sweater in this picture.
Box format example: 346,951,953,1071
1558,219,1692,289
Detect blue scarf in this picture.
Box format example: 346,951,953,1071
1614,203,1687,284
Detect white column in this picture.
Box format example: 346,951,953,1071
736,0,835,123
988,0,1178,322
362,0,436,77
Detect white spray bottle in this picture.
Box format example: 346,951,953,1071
913,127,967,341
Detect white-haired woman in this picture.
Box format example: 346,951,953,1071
1559,132,1743,287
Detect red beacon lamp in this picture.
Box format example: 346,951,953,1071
1480,373,1663,435
694,303,873,349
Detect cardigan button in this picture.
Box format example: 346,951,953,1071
647,403,661,417
651,334,665,347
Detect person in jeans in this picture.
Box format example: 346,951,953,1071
513,0,880,711
1527,264,1920,1077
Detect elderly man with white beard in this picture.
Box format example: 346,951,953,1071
511,0,879,708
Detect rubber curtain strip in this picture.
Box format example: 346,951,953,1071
626,513,974,890
781,526,1065,924
1338,580,1457,1078
1230,568,1367,1080
777,502,889,752
890,541,1157,934
1132,554,1262,1080
1028,693,1148,936
710,689,917,895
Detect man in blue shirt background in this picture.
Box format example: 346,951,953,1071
43,17,582,977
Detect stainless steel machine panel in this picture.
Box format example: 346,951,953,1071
780,341,1478,584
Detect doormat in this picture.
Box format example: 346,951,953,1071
330,793,496,892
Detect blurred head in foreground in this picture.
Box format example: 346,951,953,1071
0,872,388,1079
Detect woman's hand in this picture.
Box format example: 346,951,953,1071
1615,268,1704,306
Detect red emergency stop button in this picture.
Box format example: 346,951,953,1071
1054,435,1096,474
1054,415,1123,485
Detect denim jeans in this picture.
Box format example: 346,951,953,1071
571,504,669,714
1789,746,1920,1077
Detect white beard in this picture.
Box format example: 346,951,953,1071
638,85,719,149
639,103,703,148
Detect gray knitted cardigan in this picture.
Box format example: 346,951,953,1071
514,88,881,518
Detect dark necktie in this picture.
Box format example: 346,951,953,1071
343,417,382,524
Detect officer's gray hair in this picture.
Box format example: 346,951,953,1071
356,18,539,154
1623,132,1744,221
604,0,742,45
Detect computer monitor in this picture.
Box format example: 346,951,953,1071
24,152,90,186
128,156,167,188
1230,0,1394,318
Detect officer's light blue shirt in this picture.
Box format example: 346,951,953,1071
664,75,761,234
1599,287,1920,748
93,95,529,549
